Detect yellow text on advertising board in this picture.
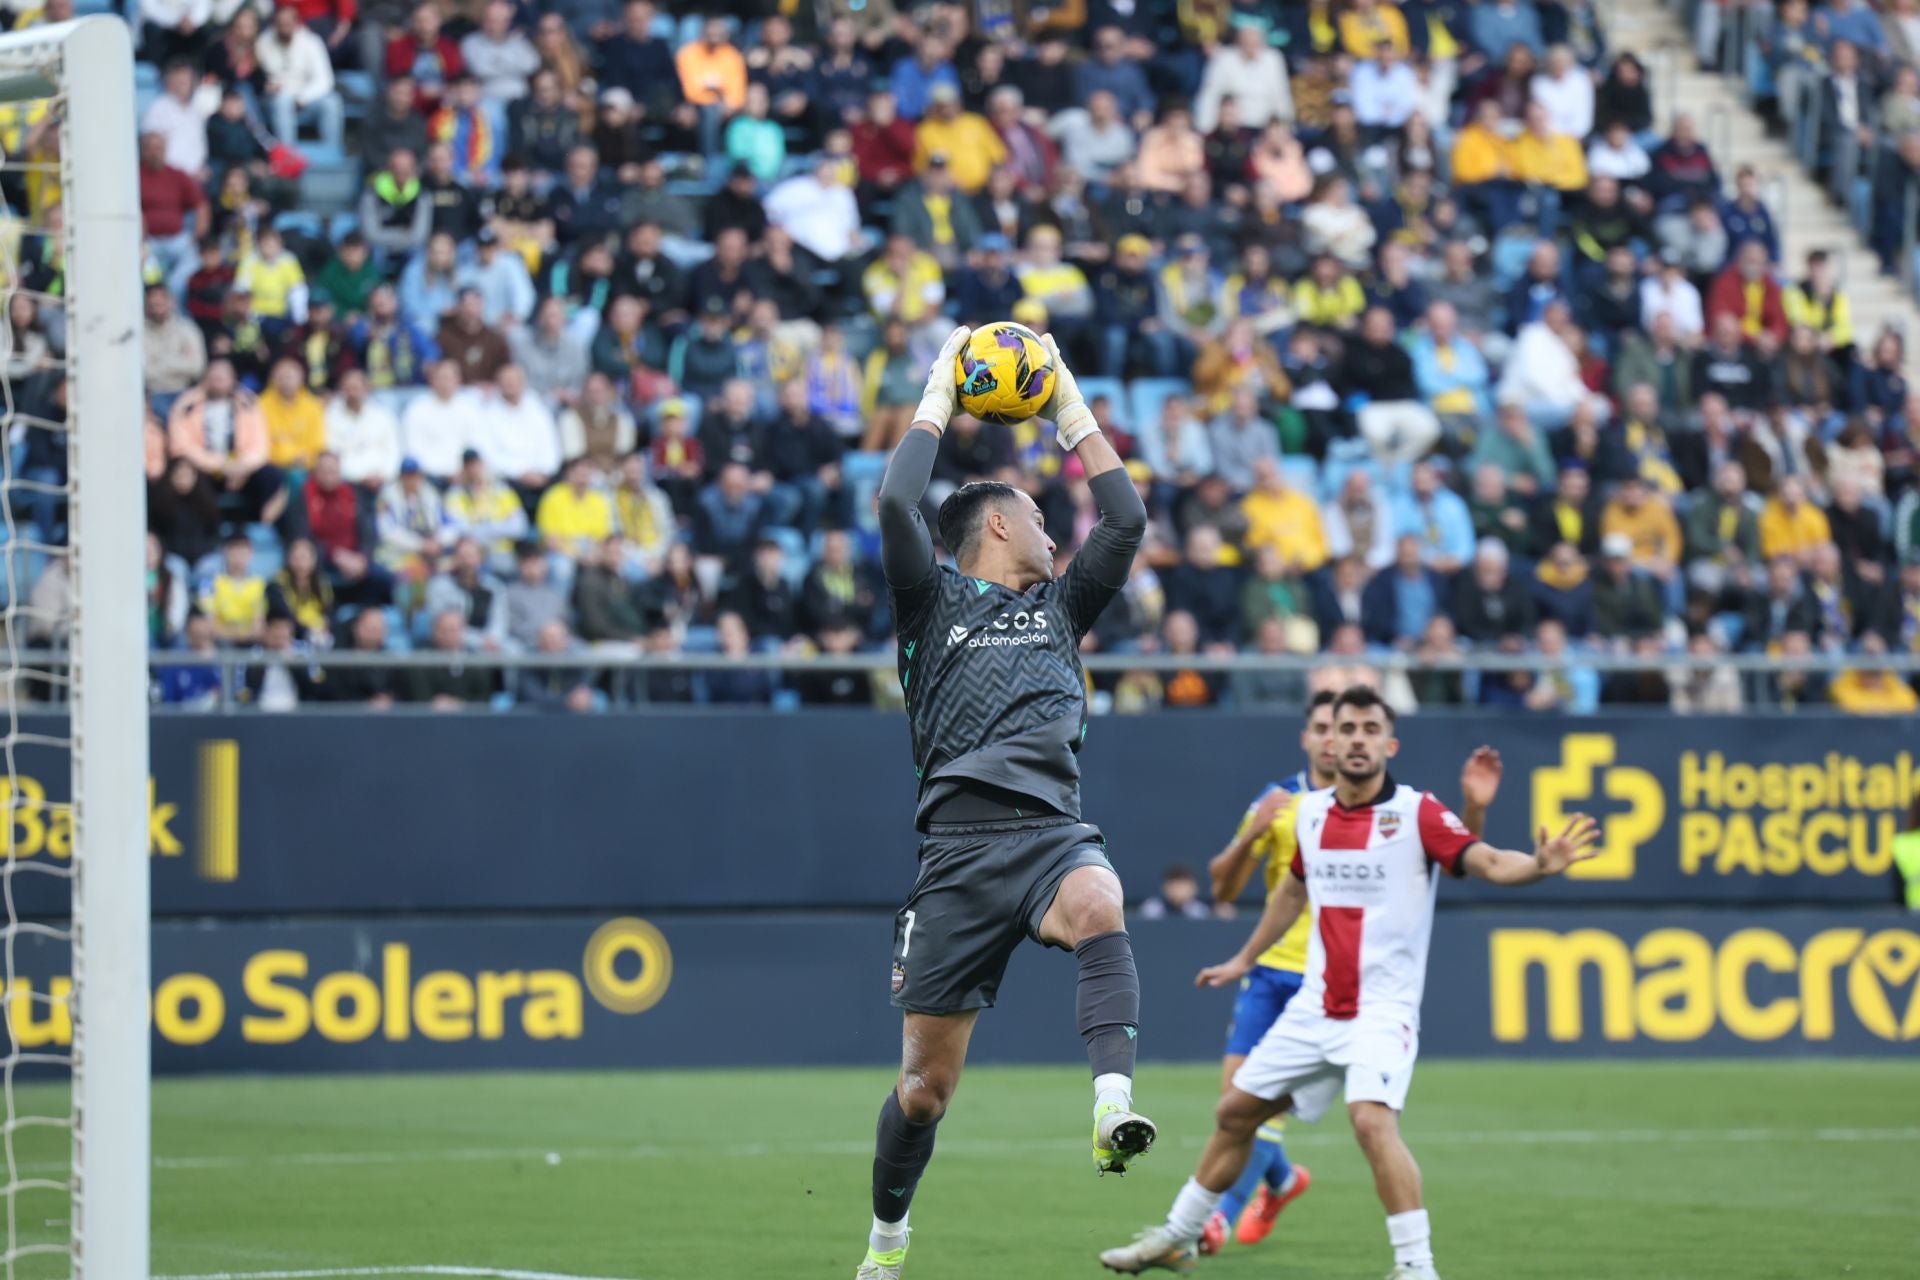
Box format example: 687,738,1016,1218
1,918,672,1049
1490,926,1920,1044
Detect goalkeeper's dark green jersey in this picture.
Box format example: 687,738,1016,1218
877,429,1146,830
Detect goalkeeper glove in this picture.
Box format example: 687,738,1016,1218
912,325,974,435
1040,333,1098,452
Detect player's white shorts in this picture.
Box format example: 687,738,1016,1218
1229,1002,1419,1124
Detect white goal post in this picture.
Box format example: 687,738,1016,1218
0,16,148,1280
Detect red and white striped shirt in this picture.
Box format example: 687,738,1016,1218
1289,775,1477,1021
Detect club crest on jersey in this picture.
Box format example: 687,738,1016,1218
1377,811,1402,839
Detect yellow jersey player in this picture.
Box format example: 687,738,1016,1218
1197,695,1502,1258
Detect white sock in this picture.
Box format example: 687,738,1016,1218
1165,1176,1224,1241
1387,1209,1433,1268
870,1213,909,1254
1093,1072,1132,1117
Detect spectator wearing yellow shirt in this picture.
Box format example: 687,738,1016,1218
199,532,268,645
1600,475,1683,577
1783,249,1855,362
1508,101,1587,234
535,456,615,562
1830,632,1920,715
1015,226,1094,343
1240,457,1329,573
912,83,1005,194
233,226,307,339
1450,99,1521,228
1290,253,1367,331
1339,0,1412,57
861,233,948,343
1758,476,1833,565
259,357,327,473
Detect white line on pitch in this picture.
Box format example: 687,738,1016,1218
36,1123,1907,1175
157,1266,645,1280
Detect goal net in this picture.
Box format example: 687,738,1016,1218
0,17,148,1280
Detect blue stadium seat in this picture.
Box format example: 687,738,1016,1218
299,161,362,217
327,212,361,242
1280,456,1320,497
1074,376,1127,428
134,61,160,91
274,211,324,240
842,451,887,534
1126,377,1192,440
336,71,375,105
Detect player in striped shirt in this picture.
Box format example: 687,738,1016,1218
1196,692,1503,1259
1102,686,1595,1279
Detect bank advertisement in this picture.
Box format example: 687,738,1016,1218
9,909,1910,1073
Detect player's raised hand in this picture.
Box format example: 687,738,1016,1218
1461,747,1503,810
1038,332,1098,452
1196,955,1253,989
912,324,973,435
1534,815,1601,876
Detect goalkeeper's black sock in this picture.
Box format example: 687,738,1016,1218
871,1089,939,1229
1076,929,1140,1082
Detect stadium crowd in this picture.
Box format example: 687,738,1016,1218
8,0,1920,713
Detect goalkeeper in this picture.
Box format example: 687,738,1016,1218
853,327,1150,1279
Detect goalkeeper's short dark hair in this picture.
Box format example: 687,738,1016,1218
937,481,1023,565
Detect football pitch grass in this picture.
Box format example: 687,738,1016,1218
19,1059,1916,1280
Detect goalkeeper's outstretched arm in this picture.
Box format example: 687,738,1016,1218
876,326,972,588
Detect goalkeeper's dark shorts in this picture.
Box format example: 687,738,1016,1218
888,816,1112,1016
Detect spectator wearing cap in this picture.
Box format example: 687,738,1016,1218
314,233,382,321
1706,241,1789,351
1592,532,1665,641
950,232,1023,327
911,83,1003,196
461,0,538,104
259,4,343,153
385,3,463,115
648,399,704,514
890,153,983,270
1091,234,1171,379
444,449,531,574
457,228,536,330
359,147,433,260
398,232,461,331
324,369,401,494
669,298,746,403
401,360,478,482
502,538,567,651
470,365,561,500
